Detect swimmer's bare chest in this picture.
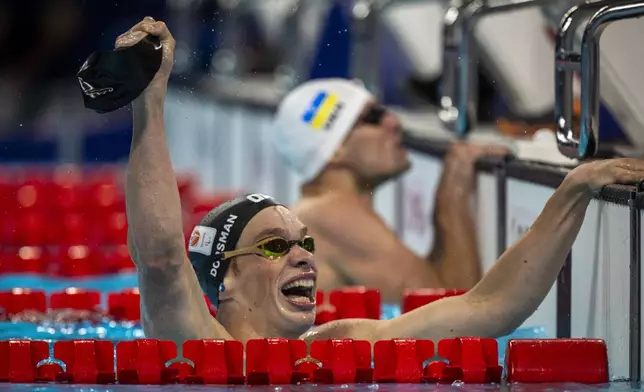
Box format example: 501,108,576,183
308,235,357,292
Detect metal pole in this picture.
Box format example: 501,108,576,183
439,0,560,136
555,0,644,159
629,188,642,383
273,0,306,89
350,0,394,98
211,0,248,78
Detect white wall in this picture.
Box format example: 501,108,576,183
597,19,644,147
383,1,445,80
398,152,443,256
571,200,631,381
476,8,555,118
477,172,498,273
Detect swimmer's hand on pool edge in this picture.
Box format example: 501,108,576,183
115,16,176,98
566,158,644,193
305,158,644,344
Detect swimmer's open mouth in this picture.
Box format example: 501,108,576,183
280,278,315,306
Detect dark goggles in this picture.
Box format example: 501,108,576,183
360,105,387,125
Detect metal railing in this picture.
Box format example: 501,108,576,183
350,0,395,98
439,0,559,136
274,0,306,88
555,0,644,159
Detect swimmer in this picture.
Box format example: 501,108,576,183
272,80,509,302
122,18,644,345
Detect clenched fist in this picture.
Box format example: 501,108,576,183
115,17,176,94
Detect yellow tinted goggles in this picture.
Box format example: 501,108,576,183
222,236,315,261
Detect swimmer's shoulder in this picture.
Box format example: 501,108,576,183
292,193,368,228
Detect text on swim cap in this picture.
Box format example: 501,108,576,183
246,193,272,203
209,259,220,278
215,214,237,253
210,214,237,278
323,102,343,131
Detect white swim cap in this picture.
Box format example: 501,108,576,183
271,78,373,182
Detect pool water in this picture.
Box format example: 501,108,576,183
0,274,138,300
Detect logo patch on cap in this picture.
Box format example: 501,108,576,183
189,226,217,256
302,91,344,131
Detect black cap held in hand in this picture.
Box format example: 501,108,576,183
77,36,163,114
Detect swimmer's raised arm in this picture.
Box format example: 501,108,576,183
120,18,231,342
310,158,644,342
428,143,509,289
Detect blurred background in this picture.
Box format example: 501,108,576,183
1,0,635,165
1,0,644,353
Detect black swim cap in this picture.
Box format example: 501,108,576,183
76,36,162,114
188,193,282,307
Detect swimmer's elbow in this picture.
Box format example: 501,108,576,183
127,227,186,266
131,242,186,271
493,321,521,339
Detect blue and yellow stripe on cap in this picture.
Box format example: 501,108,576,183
301,91,339,130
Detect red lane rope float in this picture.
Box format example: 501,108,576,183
0,338,610,385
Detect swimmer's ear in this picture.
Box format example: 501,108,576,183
218,278,233,302
218,266,238,302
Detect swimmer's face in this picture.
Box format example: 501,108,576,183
222,206,316,337
339,101,410,182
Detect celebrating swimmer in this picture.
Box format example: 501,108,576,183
123,18,644,344
272,78,508,302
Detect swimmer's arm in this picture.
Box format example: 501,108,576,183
317,177,591,342
128,233,232,342
128,95,185,263
122,19,230,343
428,173,480,289
307,199,445,303
126,98,232,342
427,143,505,289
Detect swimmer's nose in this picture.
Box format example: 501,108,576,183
294,259,314,270
287,246,315,269
383,111,401,134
